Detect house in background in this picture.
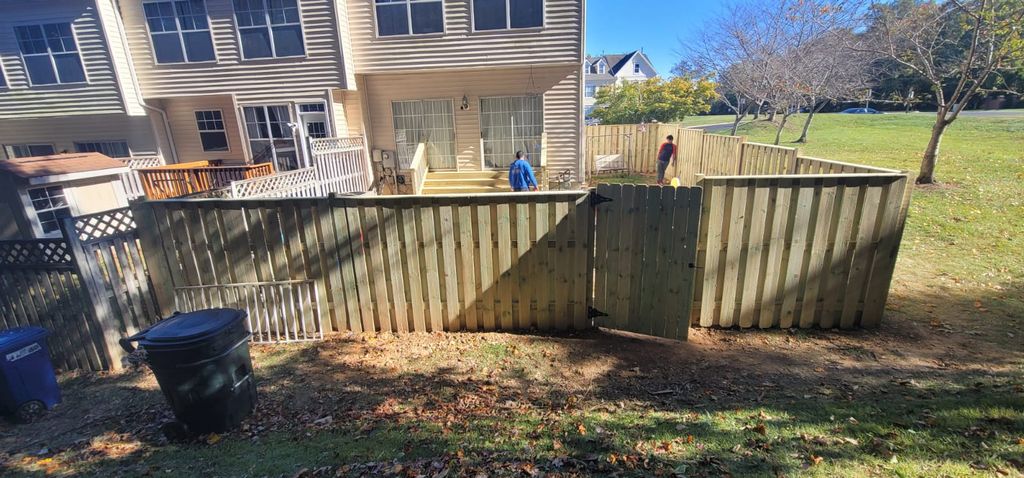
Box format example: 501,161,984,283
0,0,585,194
348,0,584,192
0,0,167,160
583,50,657,121
0,153,129,239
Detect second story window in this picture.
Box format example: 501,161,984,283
15,23,86,86
375,0,444,36
473,0,543,31
233,0,305,59
585,85,595,97
633,62,641,74
144,0,216,64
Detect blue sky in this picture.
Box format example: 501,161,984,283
585,0,728,76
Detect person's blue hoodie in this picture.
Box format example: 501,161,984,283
508,158,538,191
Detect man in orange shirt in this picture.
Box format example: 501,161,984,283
656,135,677,185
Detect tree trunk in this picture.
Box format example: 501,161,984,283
795,101,824,143
918,116,948,184
773,114,790,145
730,112,744,136
768,109,777,122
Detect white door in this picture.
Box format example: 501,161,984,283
242,105,301,171
297,103,330,162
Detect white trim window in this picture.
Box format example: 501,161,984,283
143,0,216,63
584,85,595,98
243,105,299,171
14,23,86,85
480,95,543,168
74,141,131,158
233,0,305,59
375,0,444,36
4,144,56,159
391,99,456,170
633,62,641,74
195,110,229,152
597,62,605,74
28,185,72,236
473,0,543,31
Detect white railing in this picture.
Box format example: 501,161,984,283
119,156,164,200
310,136,371,195
230,167,319,198
173,280,323,343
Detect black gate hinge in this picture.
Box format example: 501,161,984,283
588,307,609,319
590,192,613,206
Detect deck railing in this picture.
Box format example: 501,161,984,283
137,161,275,200
119,156,164,200
310,136,372,195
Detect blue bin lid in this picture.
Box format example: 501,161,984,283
0,327,48,353
143,309,245,343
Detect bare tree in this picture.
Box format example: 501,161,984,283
791,31,873,143
856,0,1024,184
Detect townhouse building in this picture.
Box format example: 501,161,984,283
0,0,585,184
583,50,656,121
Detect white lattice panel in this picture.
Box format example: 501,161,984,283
310,136,364,155
71,208,137,243
231,168,319,198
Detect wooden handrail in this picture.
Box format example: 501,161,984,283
138,163,275,200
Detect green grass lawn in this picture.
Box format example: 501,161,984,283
681,114,738,127
2,113,1022,478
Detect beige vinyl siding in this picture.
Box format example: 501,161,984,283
0,0,129,119
95,0,146,116
160,96,246,163
120,0,350,100
0,113,160,159
67,177,127,214
348,0,582,73
361,65,580,173
333,89,364,137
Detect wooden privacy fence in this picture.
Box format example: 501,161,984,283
695,174,911,329
132,192,593,335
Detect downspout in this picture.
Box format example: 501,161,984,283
109,0,179,163
141,103,178,164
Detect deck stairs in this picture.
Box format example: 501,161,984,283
422,170,512,195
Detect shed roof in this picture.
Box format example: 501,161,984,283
0,153,128,185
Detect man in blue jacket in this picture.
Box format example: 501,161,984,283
508,151,539,192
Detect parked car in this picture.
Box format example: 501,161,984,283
841,108,884,114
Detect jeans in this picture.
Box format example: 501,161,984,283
657,160,670,182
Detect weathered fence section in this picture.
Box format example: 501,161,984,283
132,192,593,334
173,280,323,342
695,173,911,329
63,208,161,357
592,184,702,340
0,240,106,371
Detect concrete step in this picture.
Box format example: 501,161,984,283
422,184,512,195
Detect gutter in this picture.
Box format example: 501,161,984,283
141,103,179,164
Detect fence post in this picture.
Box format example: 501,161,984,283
59,218,124,371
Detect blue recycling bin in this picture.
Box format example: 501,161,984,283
0,327,61,422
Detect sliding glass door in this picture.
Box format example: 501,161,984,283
243,105,300,171
480,95,543,168
391,99,457,170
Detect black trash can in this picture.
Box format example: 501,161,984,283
121,308,256,434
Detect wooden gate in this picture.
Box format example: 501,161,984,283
591,184,702,340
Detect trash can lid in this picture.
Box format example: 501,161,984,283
143,309,246,344
0,327,48,352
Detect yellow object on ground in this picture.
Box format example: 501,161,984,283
670,177,681,187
